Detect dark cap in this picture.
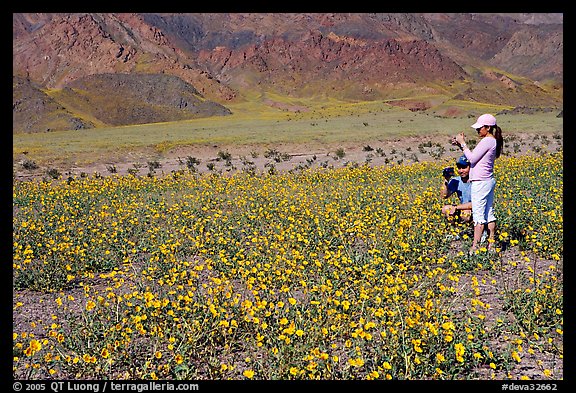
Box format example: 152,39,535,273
456,155,470,167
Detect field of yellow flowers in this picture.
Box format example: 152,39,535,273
13,151,563,380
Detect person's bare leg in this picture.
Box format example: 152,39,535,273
487,221,496,249
471,223,485,251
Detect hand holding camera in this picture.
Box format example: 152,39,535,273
442,167,455,180
452,133,466,148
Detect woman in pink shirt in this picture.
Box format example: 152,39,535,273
453,114,504,254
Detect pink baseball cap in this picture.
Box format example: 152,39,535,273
471,114,497,129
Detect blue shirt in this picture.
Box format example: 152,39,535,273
447,176,471,204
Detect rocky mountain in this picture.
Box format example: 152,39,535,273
63,73,231,126
13,76,96,133
13,13,563,133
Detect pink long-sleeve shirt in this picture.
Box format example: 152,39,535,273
463,137,497,181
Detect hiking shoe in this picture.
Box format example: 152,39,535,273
445,234,460,241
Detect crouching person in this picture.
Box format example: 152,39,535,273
441,155,472,224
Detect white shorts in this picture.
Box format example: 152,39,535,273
471,178,497,225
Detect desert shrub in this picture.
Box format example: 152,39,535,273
21,159,39,171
